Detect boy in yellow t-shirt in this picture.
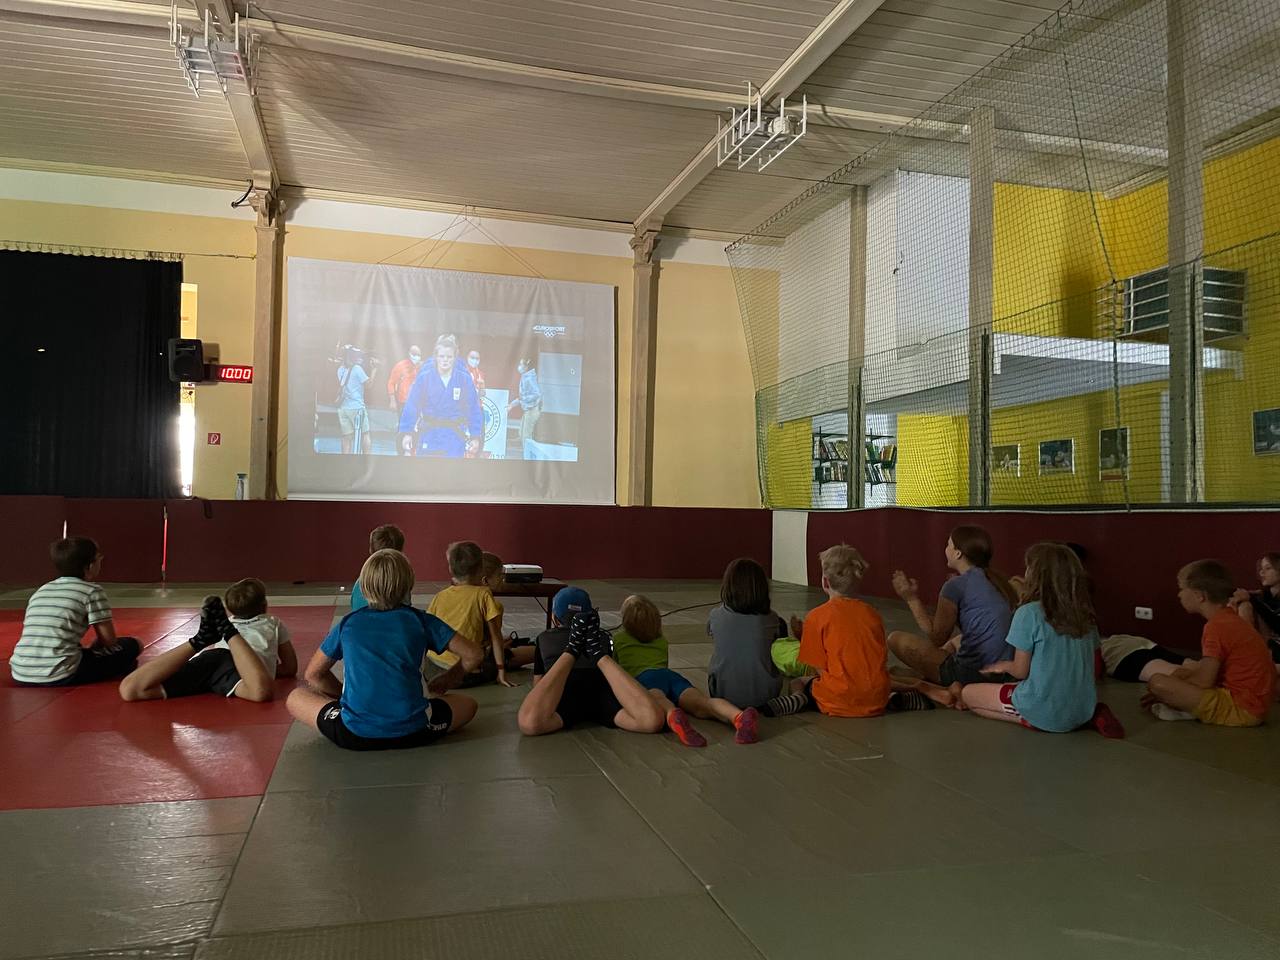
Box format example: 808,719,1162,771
428,541,514,688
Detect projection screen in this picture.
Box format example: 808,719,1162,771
286,258,616,503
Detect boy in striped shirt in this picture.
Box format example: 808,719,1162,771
10,537,140,686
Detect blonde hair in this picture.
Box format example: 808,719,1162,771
1022,543,1094,638
621,595,663,643
359,549,415,611
820,544,869,597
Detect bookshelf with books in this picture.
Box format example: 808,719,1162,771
865,433,897,486
811,432,850,485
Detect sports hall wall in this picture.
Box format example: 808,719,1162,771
0,170,761,512
956,135,1280,507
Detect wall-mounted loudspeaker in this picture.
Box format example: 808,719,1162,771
168,338,205,382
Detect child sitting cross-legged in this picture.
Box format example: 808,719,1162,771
960,543,1124,737
766,545,935,717
119,578,296,703
350,524,408,610
11,537,141,687
1143,559,1275,726
427,541,518,688
614,594,760,746
287,549,483,751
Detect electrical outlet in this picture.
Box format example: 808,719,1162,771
1135,606,1153,621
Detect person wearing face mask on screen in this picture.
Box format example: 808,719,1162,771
398,334,483,458
386,344,423,418
465,348,486,398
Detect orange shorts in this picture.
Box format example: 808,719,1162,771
1194,688,1263,727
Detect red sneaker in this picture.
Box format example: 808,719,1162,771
666,708,707,747
733,707,760,744
1091,702,1125,739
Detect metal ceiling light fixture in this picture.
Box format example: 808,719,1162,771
169,3,256,98
716,82,808,172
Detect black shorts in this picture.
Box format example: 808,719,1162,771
555,670,623,729
163,649,242,698
938,654,1017,687
315,699,454,751
1112,644,1188,682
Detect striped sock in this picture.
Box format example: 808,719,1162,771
762,690,810,717
886,690,935,713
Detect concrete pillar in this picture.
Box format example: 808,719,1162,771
1166,0,1205,503
847,186,868,510
627,227,661,506
967,104,995,506
248,189,284,500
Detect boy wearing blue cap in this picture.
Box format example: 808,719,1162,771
517,586,666,736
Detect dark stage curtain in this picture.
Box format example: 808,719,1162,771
1,250,182,497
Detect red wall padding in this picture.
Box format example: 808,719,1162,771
162,500,773,583
0,496,64,583
807,509,1280,651
64,499,166,583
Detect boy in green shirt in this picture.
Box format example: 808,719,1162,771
613,594,760,747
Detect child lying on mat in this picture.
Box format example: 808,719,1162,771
1143,560,1275,726
765,545,936,718
288,549,482,751
614,594,759,746
11,537,141,687
119,578,296,703
517,587,666,737
959,543,1122,738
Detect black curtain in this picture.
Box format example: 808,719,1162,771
1,250,182,497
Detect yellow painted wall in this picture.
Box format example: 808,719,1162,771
762,418,810,507
896,413,968,507
0,196,760,508
979,135,1280,505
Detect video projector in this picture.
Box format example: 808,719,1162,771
502,564,544,584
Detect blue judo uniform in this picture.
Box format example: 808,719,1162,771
397,365,483,457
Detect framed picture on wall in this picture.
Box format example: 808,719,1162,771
992,444,1020,477
1038,438,1074,475
1253,408,1280,456
1099,427,1129,481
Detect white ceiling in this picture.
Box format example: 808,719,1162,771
0,0,1274,237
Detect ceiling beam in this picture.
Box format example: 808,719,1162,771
632,0,890,229
190,1,275,188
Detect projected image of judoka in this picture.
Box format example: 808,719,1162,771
398,334,483,457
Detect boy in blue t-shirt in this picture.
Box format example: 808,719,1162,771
288,549,483,750
350,523,407,611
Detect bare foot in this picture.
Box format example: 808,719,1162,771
948,682,965,710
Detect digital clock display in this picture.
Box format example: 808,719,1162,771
210,364,254,383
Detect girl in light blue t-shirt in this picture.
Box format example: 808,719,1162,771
960,543,1122,737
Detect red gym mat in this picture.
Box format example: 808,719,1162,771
0,604,335,811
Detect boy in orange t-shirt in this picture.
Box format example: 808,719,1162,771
764,545,933,717
1143,559,1275,726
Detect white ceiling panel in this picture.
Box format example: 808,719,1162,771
800,0,1075,119
252,0,842,93
256,45,719,222
0,10,248,180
